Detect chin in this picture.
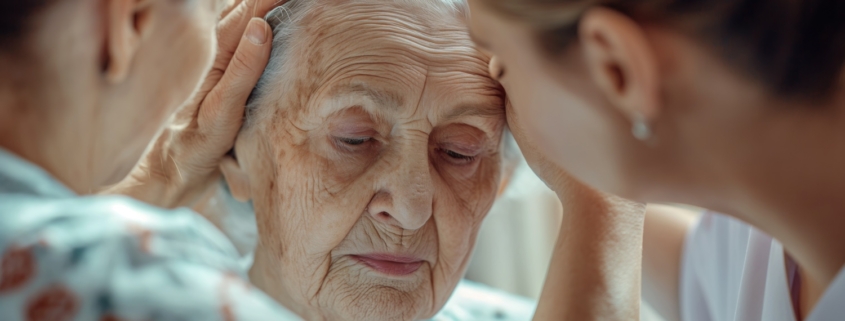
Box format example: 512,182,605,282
327,287,429,321
316,271,435,321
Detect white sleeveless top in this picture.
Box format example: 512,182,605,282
681,212,845,321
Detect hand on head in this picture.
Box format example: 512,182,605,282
108,0,286,208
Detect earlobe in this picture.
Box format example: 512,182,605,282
578,7,661,121
220,156,252,202
104,0,154,83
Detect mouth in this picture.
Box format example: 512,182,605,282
351,254,425,276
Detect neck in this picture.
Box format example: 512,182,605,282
676,88,845,313
0,70,96,194
737,168,845,287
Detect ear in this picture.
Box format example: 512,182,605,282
220,155,252,202
104,0,155,83
578,7,661,121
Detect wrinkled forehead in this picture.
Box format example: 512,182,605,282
283,1,502,110
301,0,469,49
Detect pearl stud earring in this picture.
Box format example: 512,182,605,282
632,114,652,141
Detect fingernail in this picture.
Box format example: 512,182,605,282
246,18,268,45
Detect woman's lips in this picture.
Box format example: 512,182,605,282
352,254,424,276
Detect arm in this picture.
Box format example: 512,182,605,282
505,120,646,321
641,204,698,321
532,175,646,321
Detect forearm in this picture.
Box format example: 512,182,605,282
533,187,646,321
641,205,698,321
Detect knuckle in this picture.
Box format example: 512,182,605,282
205,89,226,110
229,50,259,78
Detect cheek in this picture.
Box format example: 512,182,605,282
427,185,493,312
249,137,366,302
168,10,217,102
503,59,628,192
258,135,371,265
183,25,216,86
264,149,338,249
433,159,499,263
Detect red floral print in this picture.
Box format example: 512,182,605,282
100,314,124,321
26,284,78,321
0,247,36,292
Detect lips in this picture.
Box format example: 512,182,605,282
352,254,424,276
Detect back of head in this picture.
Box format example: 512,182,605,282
483,0,845,99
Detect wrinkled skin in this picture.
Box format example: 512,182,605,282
224,2,506,320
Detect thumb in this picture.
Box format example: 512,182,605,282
199,17,272,134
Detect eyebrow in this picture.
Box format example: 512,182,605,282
334,84,404,110
443,103,505,120
332,83,503,120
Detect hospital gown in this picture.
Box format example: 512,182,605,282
0,148,300,320
0,148,535,320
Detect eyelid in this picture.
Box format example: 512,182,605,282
329,117,381,138
332,136,375,154
439,142,482,157
333,120,373,131
437,148,478,166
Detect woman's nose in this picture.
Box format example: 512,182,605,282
366,149,434,231
488,55,505,81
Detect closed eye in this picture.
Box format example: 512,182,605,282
440,148,477,164
338,137,371,146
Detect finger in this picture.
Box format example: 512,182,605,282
220,0,246,18
199,18,272,139
216,0,286,68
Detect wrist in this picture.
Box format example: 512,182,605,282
552,181,646,248
535,185,646,321
106,142,187,208
115,161,171,204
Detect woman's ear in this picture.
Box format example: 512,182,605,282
104,0,155,83
578,7,661,121
220,155,252,202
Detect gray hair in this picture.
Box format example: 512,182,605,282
243,0,469,128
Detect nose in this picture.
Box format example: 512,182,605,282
366,145,434,231
488,55,505,81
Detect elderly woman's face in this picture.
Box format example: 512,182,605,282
225,2,505,320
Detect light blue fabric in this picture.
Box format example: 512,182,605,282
433,280,535,321
0,148,300,320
